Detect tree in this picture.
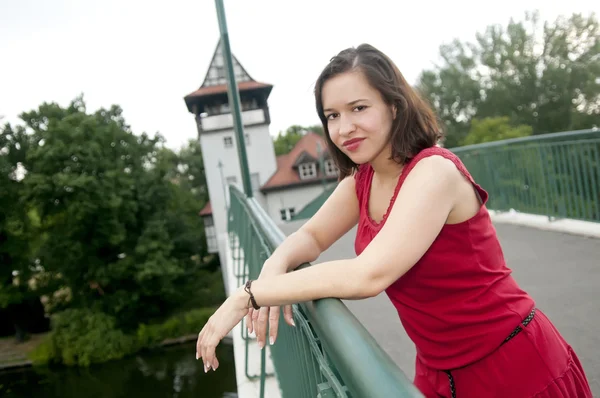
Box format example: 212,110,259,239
273,124,323,155
0,121,49,340
462,117,532,146
418,11,600,148
173,139,208,203
7,96,210,330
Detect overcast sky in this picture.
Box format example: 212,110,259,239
1,0,597,150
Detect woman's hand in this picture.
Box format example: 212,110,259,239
196,288,249,372
246,303,295,349
248,262,296,349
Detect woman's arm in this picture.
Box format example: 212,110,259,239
251,174,360,348
198,156,462,370
260,174,360,276
243,156,460,306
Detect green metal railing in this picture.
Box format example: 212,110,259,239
450,129,600,222
227,185,423,398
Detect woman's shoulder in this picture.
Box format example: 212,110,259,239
406,146,488,204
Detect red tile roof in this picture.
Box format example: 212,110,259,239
261,132,337,191
185,81,272,99
199,201,212,216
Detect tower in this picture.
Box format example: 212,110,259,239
184,41,278,260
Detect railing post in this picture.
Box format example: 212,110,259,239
537,146,552,221
214,0,253,198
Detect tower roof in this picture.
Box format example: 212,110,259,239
184,40,273,113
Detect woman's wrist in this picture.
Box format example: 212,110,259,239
233,285,251,310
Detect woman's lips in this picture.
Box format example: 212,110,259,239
342,138,365,152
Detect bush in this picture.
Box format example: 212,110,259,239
28,336,57,366
30,309,135,366
30,307,215,366
136,307,214,348
187,270,227,309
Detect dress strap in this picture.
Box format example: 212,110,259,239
353,163,374,207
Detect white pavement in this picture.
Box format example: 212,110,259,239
488,209,600,239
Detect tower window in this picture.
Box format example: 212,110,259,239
224,136,233,148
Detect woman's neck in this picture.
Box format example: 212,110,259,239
370,146,404,183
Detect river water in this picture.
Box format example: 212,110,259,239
0,342,237,398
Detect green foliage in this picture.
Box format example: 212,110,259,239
418,11,600,147
462,117,533,146
30,309,135,367
273,124,323,155
183,268,227,310
2,96,217,340
1,114,54,340
29,307,214,366
173,139,208,203
0,122,31,310
135,307,214,348
28,335,57,366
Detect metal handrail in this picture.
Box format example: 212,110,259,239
229,185,423,398
450,128,599,153
449,130,600,223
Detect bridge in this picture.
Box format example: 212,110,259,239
221,129,600,398
201,2,600,395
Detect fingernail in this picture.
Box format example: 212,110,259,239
196,352,199,360
269,337,274,346
291,319,296,327
258,341,264,350
204,364,207,373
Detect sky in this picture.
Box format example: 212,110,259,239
1,0,598,151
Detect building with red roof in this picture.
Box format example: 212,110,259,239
185,41,337,258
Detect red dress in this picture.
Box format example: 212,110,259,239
353,147,592,398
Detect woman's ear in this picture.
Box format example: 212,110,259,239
391,105,397,119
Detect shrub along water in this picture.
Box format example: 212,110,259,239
30,307,214,367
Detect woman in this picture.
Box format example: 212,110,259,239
196,44,592,397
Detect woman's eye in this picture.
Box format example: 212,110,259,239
354,105,366,112
326,113,338,121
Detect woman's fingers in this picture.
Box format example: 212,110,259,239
255,306,269,348
246,308,254,334
247,305,295,348
283,305,295,327
203,331,218,372
268,306,280,346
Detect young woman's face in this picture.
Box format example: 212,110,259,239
322,70,395,165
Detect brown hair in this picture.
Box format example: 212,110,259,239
314,43,443,179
